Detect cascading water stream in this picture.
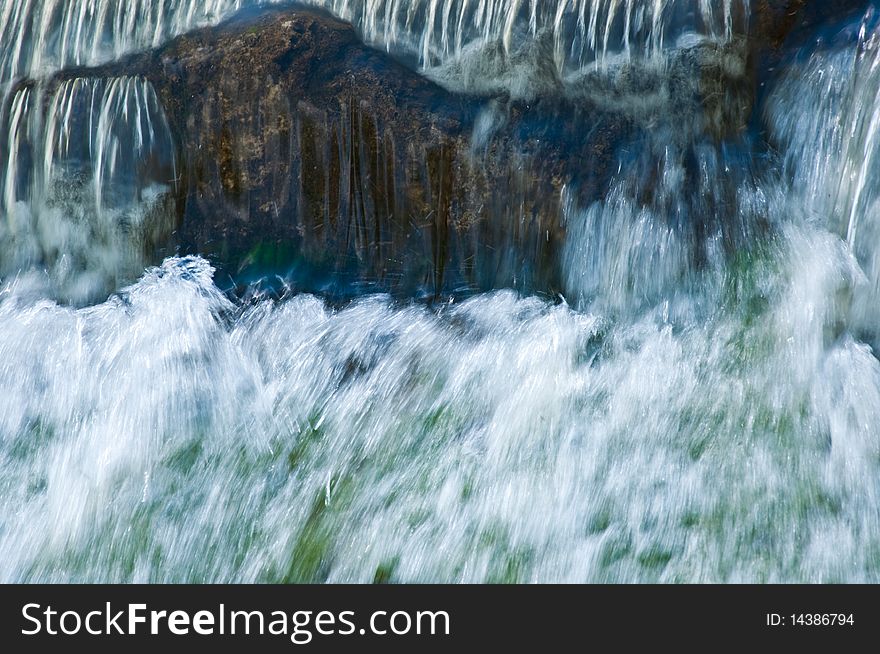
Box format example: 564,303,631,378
767,6,880,338
0,0,752,303
0,1,880,583
0,75,176,302
0,0,748,87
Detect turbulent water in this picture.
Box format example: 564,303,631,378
2,1,880,583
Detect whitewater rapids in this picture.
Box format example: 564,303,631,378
1,0,880,583
1,216,879,583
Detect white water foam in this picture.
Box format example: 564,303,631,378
1,4,880,584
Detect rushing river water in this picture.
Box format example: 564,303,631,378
1,1,880,583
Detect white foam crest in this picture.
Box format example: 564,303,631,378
0,243,877,582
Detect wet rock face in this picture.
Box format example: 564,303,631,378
752,1,871,47
753,1,810,48
62,6,624,299
39,2,848,300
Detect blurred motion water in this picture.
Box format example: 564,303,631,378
0,0,748,85
1,1,880,583
0,76,176,303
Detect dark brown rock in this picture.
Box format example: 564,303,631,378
749,1,869,50
55,6,625,299
41,2,858,300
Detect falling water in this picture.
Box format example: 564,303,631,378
0,1,753,303
765,9,880,338
0,0,748,87
0,76,176,303
2,1,880,583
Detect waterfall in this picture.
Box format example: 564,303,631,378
0,75,176,303
0,0,749,87
766,7,880,336
1,0,880,584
